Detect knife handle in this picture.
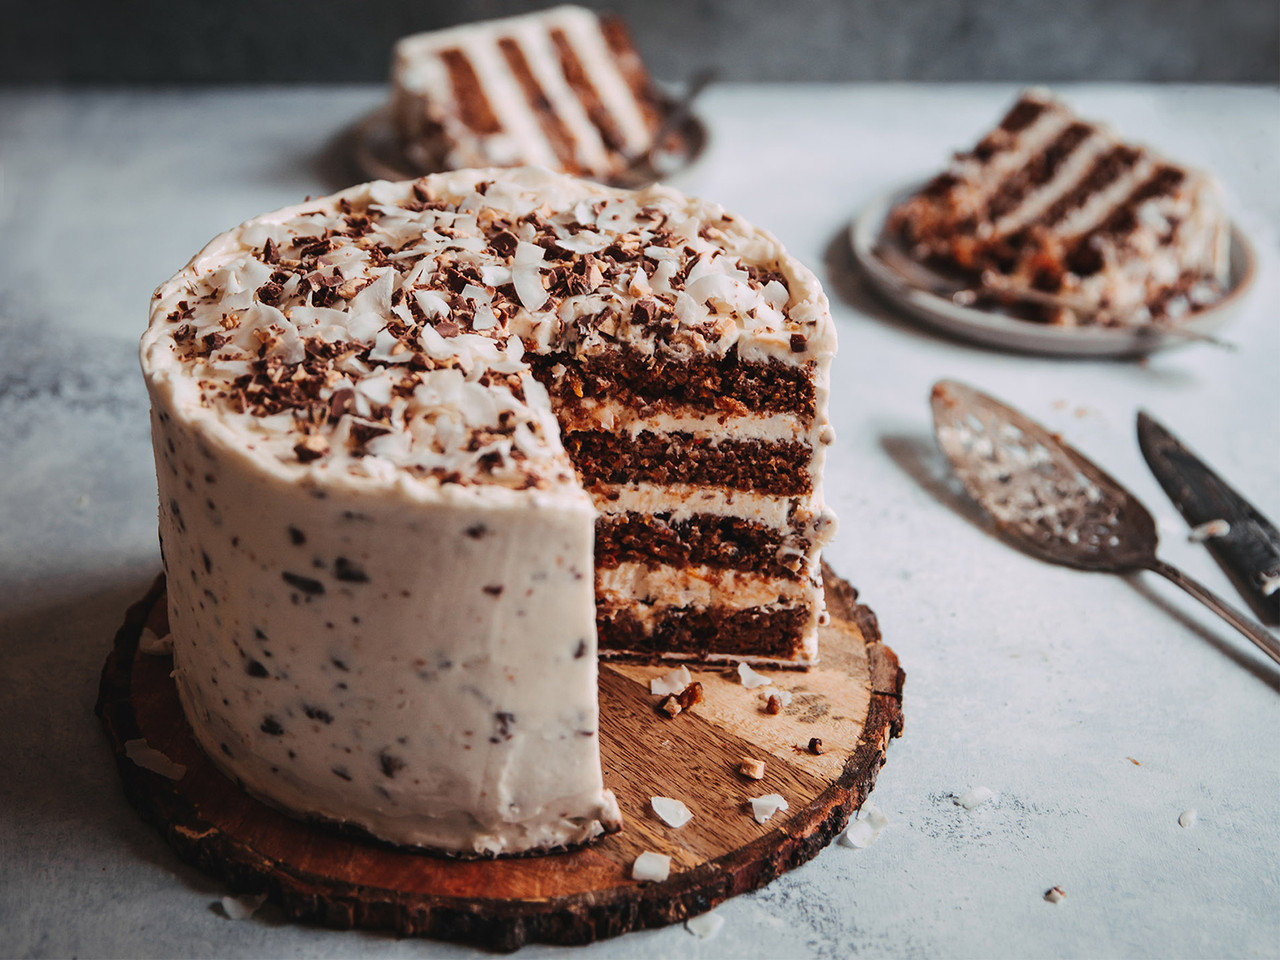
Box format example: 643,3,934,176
1147,558,1280,668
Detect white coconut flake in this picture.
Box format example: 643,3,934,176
220,893,268,920
124,739,186,780
512,263,548,312
685,912,725,940
749,794,789,824
651,796,693,828
1178,809,1198,828
137,627,173,656
1188,519,1230,542
651,665,692,696
1262,571,1280,597
838,801,889,848
956,786,996,811
737,662,773,689
471,302,500,331
632,851,672,882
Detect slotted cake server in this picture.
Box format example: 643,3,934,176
929,379,1280,668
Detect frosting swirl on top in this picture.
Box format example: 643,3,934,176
142,167,834,493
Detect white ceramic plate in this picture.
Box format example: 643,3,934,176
351,102,709,190
849,181,1257,357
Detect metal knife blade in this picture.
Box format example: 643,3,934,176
1137,411,1280,624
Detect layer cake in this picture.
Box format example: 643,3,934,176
888,89,1231,326
390,6,665,182
140,167,837,855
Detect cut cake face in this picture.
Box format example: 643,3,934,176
888,89,1231,327
390,6,666,183
140,167,837,855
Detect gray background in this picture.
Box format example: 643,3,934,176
2,0,1277,85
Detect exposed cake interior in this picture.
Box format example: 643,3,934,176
390,5,665,182
888,89,1231,326
139,167,836,853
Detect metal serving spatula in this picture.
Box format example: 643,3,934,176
930,379,1280,668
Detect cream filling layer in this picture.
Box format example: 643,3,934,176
991,132,1110,237
592,482,814,531
596,561,814,615
556,401,807,443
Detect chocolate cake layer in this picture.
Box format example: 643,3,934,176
595,512,807,580
497,38,580,172
1068,164,1186,275
985,122,1093,221
568,431,812,496
1036,144,1143,229
528,350,817,422
550,28,627,153
597,603,810,661
440,49,501,135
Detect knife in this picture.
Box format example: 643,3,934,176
1137,411,1280,625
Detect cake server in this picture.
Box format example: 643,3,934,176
1137,411,1280,624
930,380,1280,669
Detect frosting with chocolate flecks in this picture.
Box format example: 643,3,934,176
143,167,834,492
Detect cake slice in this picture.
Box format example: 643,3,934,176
140,167,836,855
888,89,1231,326
390,6,665,182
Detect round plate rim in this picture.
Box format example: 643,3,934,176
848,179,1257,357
350,101,710,190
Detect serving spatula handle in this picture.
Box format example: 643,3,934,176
1146,558,1280,667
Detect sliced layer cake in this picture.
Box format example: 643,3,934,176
888,89,1231,326
140,167,836,855
390,6,665,183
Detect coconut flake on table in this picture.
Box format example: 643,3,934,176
1188,519,1231,542
685,911,725,940
1044,886,1066,904
1179,809,1198,828
651,665,692,696
137,627,173,656
956,786,997,811
632,851,672,882
124,739,186,780
749,794,789,824
651,796,694,828
737,662,773,689
1262,571,1280,597
838,801,889,848
220,892,268,921
761,688,792,708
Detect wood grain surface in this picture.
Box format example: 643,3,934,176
96,564,904,951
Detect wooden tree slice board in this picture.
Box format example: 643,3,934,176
96,564,904,951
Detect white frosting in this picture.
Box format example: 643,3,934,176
391,6,656,178
140,167,836,854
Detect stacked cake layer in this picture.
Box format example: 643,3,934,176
390,6,665,182
140,167,836,854
889,89,1230,326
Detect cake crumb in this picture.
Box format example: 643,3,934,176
220,893,267,920
632,851,672,882
764,694,782,715
956,786,996,810
748,794,789,824
658,695,682,719
124,739,186,780
1126,757,1142,766
650,665,692,696
808,737,825,755
739,758,766,780
685,911,725,940
1188,519,1230,542
1044,886,1066,904
838,801,888,848
651,796,693,828
737,661,773,689
677,681,704,710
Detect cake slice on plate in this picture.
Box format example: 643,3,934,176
888,89,1231,327
390,6,666,183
